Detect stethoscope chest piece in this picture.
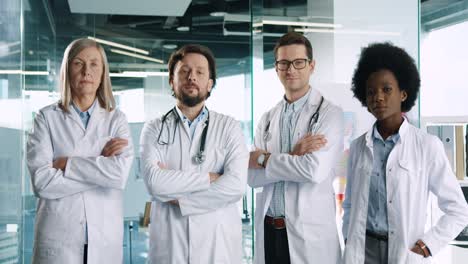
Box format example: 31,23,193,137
263,132,272,142
194,151,206,164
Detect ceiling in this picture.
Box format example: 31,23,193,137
10,0,468,91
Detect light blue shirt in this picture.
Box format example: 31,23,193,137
72,99,97,129
366,125,400,235
71,99,97,244
267,89,310,217
175,106,208,140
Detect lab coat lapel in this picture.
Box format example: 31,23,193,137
293,88,321,142
85,104,106,134
387,119,411,201
266,103,282,153
54,104,86,132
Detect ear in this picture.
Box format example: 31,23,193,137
401,90,408,102
309,59,316,74
207,79,214,93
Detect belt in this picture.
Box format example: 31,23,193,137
366,230,388,241
265,216,286,230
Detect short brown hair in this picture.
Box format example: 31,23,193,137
168,44,217,97
274,32,313,60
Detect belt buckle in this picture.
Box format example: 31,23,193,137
272,216,286,230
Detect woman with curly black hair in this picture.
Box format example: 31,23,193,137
342,42,468,264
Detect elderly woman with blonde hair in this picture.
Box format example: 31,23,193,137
27,38,134,264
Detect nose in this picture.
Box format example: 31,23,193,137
374,90,384,102
187,71,197,82
82,64,91,76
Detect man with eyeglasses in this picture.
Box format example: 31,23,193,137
248,32,344,264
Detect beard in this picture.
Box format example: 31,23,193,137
174,86,208,107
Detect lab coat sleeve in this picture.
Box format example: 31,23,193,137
264,106,344,184
27,110,98,199
140,120,210,202
421,137,468,255
64,111,134,190
342,140,356,240
178,120,248,216
248,112,280,188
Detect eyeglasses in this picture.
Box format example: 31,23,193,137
275,58,311,71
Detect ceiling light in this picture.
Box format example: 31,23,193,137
262,20,342,28
0,70,49,75
88,36,149,55
210,11,227,17
294,28,400,36
162,44,177,49
176,26,190,32
110,49,164,64
110,71,169,78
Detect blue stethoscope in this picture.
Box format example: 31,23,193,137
263,96,324,142
157,107,209,164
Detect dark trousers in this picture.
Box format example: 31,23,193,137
264,218,291,264
83,244,88,264
364,233,388,264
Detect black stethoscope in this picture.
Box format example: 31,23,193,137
157,107,209,164
263,96,324,142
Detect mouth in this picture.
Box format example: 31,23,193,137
80,80,93,84
372,106,387,112
184,85,199,90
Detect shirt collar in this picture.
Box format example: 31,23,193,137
283,87,311,113
175,105,208,127
366,116,409,148
72,99,97,116
372,124,400,144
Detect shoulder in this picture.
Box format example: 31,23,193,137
406,124,442,150
350,133,367,150
37,102,61,116
322,97,344,117
258,100,283,124
209,110,239,128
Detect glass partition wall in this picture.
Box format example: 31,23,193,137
1,0,419,263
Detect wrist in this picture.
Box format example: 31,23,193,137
415,240,431,258
262,153,271,168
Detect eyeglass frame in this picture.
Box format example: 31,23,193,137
274,58,312,71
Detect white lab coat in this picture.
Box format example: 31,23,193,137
342,119,468,264
248,89,344,264
27,102,134,264
140,109,248,264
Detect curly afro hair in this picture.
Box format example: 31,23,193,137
351,42,420,112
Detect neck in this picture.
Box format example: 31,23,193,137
72,94,96,112
285,85,310,103
376,115,404,140
177,101,205,121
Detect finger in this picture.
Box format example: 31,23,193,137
107,140,129,150
104,142,128,156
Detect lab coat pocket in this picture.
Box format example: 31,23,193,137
395,159,424,200
406,250,429,264
204,147,226,174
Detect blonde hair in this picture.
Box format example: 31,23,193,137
58,38,115,112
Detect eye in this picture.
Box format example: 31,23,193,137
383,86,392,93
73,60,83,67
366,88,375,96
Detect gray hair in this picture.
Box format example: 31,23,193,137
58,38,115,112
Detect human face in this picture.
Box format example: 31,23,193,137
170,53,213,107
275,44,315,95
366,69,408,122
69,47,103,98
